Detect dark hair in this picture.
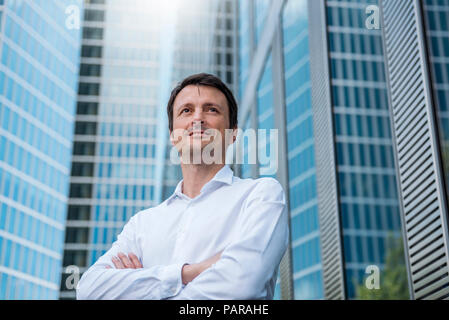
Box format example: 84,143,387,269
166,73,238,132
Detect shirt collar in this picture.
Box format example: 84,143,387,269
166,165,234,205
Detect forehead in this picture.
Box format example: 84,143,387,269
173,85,227,107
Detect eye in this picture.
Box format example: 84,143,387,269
209,107,218,112
181,108,190,113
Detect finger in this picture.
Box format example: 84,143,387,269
212,251,223,261
128,253,143,268
112,256,124,269
117,252,134,269
203,252,221,267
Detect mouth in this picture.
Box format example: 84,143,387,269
189,130,205,136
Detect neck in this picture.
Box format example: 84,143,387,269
180,163,225,199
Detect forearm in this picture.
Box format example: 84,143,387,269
181,264,199,285
167,252,273,300
76,263,185,300
181,255,219,285
168,203,289,300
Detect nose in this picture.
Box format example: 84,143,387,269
191,120,205,132
191,109,205,127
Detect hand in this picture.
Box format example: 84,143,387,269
182,250,223,285
106,252,143,269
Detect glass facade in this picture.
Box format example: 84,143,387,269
161,0,238,200
60,0,164,299
237,0,255,180
237,0,323,300
238,0,251,100
282,0,323,300
0,0,82,299
256,53,275,177
239,115,255,179
254,0,270,45
423,0,449,202
60,0,237,299
326,0,404,298
237,0,283,300
3,0,437,300
237,0,409,299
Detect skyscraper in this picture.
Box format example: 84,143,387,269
282,0,322,300
237,0,408,299
158,0,238,201
310,0,406,299
0,0,82,299
60,1,165,299
380,0,449,300
60,0,237,299
239,1,312,299
4,0,440,301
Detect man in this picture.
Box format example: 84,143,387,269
76,73,288,300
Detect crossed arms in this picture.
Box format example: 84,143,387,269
76,179,288,300
106,251,222,287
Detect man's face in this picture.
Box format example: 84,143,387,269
170,85,236,163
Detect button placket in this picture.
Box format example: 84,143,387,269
172,200,191,261
182,200,197,237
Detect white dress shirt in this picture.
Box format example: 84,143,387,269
76,165,289,300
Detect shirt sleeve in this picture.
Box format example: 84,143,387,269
76,214,185,300
167,178,289,300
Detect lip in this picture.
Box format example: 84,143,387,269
189,131,205,136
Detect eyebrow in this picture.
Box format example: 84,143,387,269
176,102,223,111
202,102,223,110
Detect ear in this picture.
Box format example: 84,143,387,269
169,129,175,146
230,126,238,144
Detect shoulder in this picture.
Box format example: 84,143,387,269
232,175,283,190
127,202,165,225
253,177,284,193
254,177,284,190
237,177,287,226
244,177,285,203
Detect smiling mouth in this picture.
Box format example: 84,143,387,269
189,131,205,136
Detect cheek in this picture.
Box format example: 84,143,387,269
172,117,187,129
208,115,227,127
